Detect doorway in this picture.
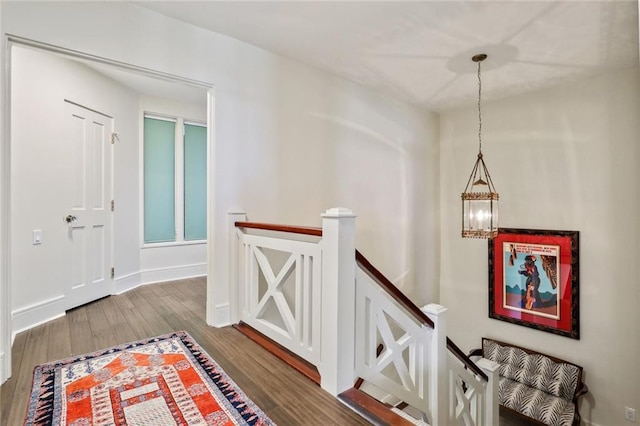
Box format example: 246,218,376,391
1,37,215,383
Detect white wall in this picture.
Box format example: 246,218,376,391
213,65,440,300
2,1,439,338
10,46,140,331
440,68,640,426
209,50,441,320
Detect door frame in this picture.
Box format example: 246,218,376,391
0,35,216,384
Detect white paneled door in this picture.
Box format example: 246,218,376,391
64,101,113,309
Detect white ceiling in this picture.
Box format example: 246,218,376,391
134,0,639,111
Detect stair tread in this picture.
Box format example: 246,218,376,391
338,387,418,426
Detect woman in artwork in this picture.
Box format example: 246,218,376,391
519,255,542,309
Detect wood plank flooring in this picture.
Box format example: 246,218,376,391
1,277,531,426
0,277,368,426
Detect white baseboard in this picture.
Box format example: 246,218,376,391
140,263,206,285
115,264,206,294
11,295,66,341
114,271,143,295
10,264,206,338
211,303,231,327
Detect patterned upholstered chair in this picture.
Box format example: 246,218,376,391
470,338,588,426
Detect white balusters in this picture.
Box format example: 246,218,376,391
447,353,499,425
238,232,322,364
226,208,496,425
354,267,434,421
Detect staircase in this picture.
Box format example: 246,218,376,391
222,208,499,426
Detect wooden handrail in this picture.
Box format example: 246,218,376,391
446,337,488,382
355,250,434,328
235,221,323,237
355,250,486,382
234,220,487,385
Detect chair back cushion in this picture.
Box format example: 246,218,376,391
483,339,580,401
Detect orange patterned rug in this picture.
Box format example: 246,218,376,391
25,331,275,425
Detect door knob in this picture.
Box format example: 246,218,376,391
65,214,77,224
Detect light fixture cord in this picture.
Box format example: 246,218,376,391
477,59,482,155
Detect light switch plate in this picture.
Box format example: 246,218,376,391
33,230,42,245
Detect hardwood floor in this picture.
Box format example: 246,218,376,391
1,277,533,426
0,277,368,426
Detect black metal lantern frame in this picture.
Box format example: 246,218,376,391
461,54,499,239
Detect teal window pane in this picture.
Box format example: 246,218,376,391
144,117,176,243
184,124,207,240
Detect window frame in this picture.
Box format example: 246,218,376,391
141,112,207,248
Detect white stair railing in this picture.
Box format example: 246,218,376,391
239,230,322,365
447,340,499,426
230,208,357,395
354,251,448,424
230,217,323,367
354,269,434,422
226,208,498,425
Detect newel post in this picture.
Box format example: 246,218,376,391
212,211,246,327
320,207,357,396
228,211,247,325
477,358,500,426
422,303,449,425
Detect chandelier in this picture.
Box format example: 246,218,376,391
461,53,499,239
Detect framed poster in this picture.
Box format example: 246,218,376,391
488,228,580,339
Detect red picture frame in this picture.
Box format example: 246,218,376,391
488,228,580,339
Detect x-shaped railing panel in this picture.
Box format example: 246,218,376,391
237,233,322,365
355,267,433,417
252,246,297,337
449,357,485,426
374,310,418,391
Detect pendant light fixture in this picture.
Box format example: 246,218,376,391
461,53,499,239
